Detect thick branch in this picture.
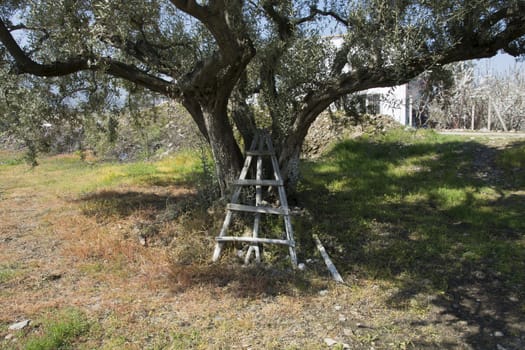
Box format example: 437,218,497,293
0,18,177,96
169,0,210,20
0,18,88,76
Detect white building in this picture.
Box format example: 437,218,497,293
329,36,415,126
338,85,413,126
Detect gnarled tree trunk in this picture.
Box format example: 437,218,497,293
202,103,243,197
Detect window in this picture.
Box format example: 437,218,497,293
367,94,381,115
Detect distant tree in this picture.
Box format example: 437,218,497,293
1,1,524,195
477,64,525,131
423,61,525,131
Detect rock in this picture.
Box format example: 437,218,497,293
343,328,353,336
4,334,14,340
319,290,328,296
8,320,30,330
334,305,342,311
324,338,338,347
297,263,306,271
338,314,347,322
472,270,485,280
493,331,504,337
42,272,62,281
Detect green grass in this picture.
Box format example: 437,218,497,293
0,149,206,197
22,309,90,350
0,262,26,285
0,266,17,284
298,129,525,294
497,143,525,169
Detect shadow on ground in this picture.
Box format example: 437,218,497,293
169,263,323,298
297,136,525,349
78,189,199,219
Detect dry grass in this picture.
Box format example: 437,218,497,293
1,134,525,349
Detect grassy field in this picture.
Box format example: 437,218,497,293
0,129,524,349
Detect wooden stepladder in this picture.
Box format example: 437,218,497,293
212,130,298,268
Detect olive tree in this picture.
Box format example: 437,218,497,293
1,0,524,195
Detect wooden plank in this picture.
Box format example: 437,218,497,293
233,179,283,186
216,236,294,246
246,150,273,156
313,234,344,283
227,203,289,215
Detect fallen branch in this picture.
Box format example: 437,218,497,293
313,234,344,283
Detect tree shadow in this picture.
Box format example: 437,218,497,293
297,136,525,349
78,189,199,219
76,187,319,298
168,263,323,298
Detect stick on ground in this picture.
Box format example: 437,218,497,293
313,234,344,283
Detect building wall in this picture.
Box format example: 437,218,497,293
364,85,410,126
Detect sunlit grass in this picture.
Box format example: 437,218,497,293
0,150,205,197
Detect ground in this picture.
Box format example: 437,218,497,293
0,130,524,349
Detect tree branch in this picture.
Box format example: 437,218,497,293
169,0,210,20
0,18,177,97
296,6,348,27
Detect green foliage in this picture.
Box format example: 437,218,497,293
23,309,90,350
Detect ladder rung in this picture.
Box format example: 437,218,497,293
233,179,283,187
227,203,289,215
245,150,273,156
215,236,294,246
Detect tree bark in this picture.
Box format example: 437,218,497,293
202,102,243,197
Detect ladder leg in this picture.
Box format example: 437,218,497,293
246,140,264,264
283,215,298,267
212,210,233,262
213,135,260,262
266,133,298,268
245,213,261,264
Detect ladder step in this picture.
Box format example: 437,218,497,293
245,150,273,156
215,236,294,246
227,203,289,215
233,179,283,186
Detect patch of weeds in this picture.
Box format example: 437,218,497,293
0,268,17,284
22,308,90,350
170,229,214,266
78,261,105,274
168,330,203,349
0,157,24,166
0,263,23,284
